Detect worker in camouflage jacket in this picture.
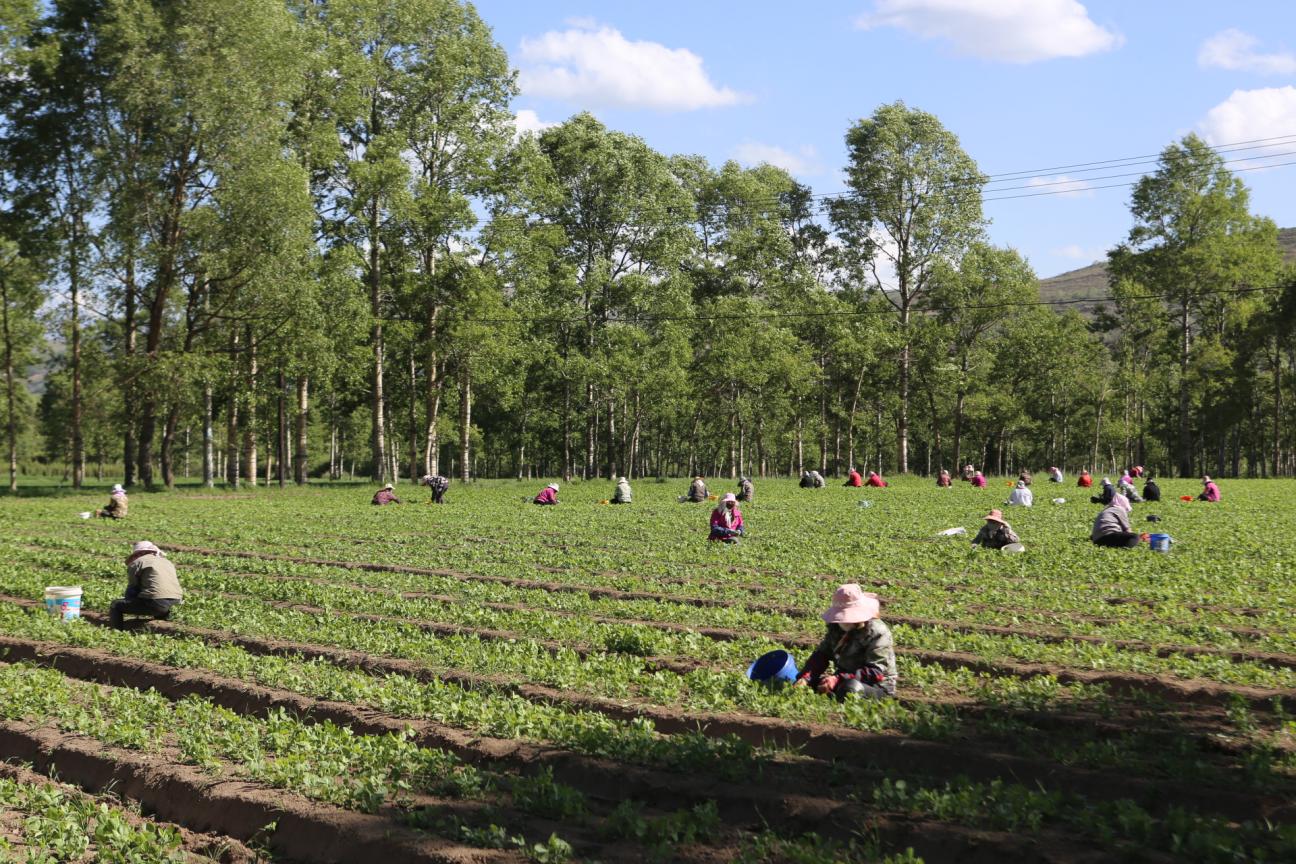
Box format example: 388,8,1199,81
795,584,896,699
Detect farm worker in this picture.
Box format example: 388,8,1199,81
94,484,128,519
1142,474,1161,503
1091,493,1141,548
611,476,632,504
799,470,814,488
1117,475,1143,503
809,470,826,488
1131,465,1145,479
1199,476,1221,502
737,476,755,503
371,483,401,505
420,474,449,504
109,541,182,629
971,471,987,488
971,509,1020,550
682,475,708,503
1048,466,1064,483
1018,470,1032,487
708,493,745,543
794,584,896,700
1006,480,1033,507
937,469,952,488
1090,478,1114,506
1077,469,1093,488
961,464,975,482
534,483,559,505
845,468,863,487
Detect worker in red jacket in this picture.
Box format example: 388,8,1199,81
866,471,888,488
845,468,863,487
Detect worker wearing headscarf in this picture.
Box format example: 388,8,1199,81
611,476,632,504
708,493,744,543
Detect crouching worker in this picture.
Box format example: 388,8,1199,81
682,475,708,502
611,476,632,504
709,493,744,542
372,483,401,505
1092,494,1141,548
972,509,1020,550
737,476,755,503
110,541,182,629
534,483,559,505
95,484,128,519
421,474,449,504
794,584,896,700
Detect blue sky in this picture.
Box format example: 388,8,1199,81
472,0,1296,279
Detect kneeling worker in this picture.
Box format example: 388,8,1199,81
611,476,632,504
1091,494,1141,548
795,584,896,699
110,541,182,629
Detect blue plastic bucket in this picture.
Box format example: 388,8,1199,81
747,650,798,683
1148,533,1172,552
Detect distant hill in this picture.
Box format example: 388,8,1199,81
1038,227,1296,310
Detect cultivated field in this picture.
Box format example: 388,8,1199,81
0,477,1292,863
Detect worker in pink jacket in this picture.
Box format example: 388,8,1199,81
533,483,559,505
1199,476,1221,502
865,471,888,488
971,471,987,488
709,493,744,542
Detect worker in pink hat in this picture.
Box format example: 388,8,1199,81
708,493,744,542
109,541,183,629
1198,476,1221,502
794,584,896,699
971,509,1020,550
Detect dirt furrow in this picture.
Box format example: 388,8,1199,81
0,632,1178,863
6,605,1286,825
0,715,516,864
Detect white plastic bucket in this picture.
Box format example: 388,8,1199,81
44,586,82,621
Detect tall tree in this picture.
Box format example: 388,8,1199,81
1109,134,1281,477
830,101,985,473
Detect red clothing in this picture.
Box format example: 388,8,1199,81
534,487,557,505
1077,474,1092,488
371,489,400,505
846,471,863,487
709,505,743,539
866,473,887,488
1201,482,1221,502
971,475,987,488
937,474,951,487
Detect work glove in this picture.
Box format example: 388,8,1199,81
815,674,840,695
856,665,885,686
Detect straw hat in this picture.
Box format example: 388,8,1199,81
984,509,1006,524
384,483,394,490
548,483,559,491
822,584,880,625
618,476,627,483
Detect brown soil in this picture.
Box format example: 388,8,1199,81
0,761,262,863
0,716,520,864
8,607,1287,827
0,634,1175,863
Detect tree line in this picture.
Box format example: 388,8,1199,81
2,0,1293,493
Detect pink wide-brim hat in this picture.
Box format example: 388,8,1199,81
823,584,880,625
722,493,737,504
984,508,1006,524
127,540,163,563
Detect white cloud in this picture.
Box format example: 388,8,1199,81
518,22,747,111
1197,87,1296,165
513,109,558,139
731,142,822,176
1024,174,1095,197
1051,244,1103,261
1198,29,1296,76
856,0,1122,63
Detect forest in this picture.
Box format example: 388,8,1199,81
2,0,1294,492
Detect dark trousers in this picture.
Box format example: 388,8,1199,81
109,597,178,629
835,678,890,700
431,489,445,503
1093,532,1140,548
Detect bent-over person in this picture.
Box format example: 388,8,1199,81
95,484,128,519
972,509,1020,550
795,584,896,699
110,541,182,629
